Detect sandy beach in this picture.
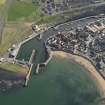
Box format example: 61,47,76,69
51,51,105,97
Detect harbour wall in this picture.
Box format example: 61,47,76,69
35,47,52,74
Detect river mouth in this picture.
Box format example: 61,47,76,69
0,68,26,93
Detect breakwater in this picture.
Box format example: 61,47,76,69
24,64,33,87
35,47,52,74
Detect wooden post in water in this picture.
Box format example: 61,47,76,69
36,64,40,74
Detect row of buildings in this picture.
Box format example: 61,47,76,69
38,0,102,15
46,17,105,79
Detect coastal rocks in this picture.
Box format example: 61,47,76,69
0,69,26,92
0,80,23,91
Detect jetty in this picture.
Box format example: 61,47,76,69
24,49,36,86
24,64,33,87
28,49,36,65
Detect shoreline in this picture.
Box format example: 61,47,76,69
51,51,105,97
0,67,27,78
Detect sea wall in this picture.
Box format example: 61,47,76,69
75,53,105,80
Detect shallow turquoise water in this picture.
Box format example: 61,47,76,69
0,57,100,105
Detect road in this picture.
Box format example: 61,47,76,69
42,16,105,40
0,0,12,44
56,1,105,15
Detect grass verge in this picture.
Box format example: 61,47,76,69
0,0,6,6
0,63,28,73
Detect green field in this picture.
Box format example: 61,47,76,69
7,0,60,23
0,22,32,56
7,0,40,21
0,0,61,55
